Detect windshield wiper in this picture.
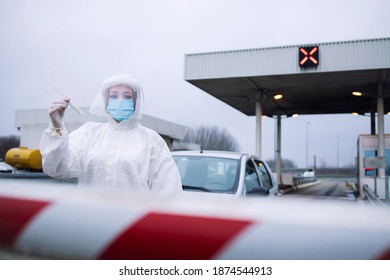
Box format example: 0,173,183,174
182,185,211,192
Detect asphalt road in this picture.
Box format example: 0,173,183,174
282,178,358,202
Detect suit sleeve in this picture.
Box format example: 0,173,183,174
39,123,89,180
148,136,182,193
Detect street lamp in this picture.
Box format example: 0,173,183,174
306,122,310,169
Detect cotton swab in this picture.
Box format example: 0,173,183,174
53,86,85,116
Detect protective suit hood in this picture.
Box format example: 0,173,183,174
90,73,144,124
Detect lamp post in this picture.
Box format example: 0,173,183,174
306,122,310,169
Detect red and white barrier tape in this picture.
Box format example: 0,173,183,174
0,182,390,259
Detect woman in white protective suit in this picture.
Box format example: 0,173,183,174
39,73,182,193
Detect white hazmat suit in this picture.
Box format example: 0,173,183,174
40,73,182,193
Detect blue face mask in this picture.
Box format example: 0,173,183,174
107,99,135,122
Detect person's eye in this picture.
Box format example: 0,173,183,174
109,95,118,99
124,95,133,100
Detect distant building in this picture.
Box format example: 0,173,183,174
14,108,199,151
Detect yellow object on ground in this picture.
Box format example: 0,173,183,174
5,147,42,170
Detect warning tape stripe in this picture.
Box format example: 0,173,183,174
376,247,390,260
1,194,390,260
1,195,253,259
217,223,390,260
0,196,50,246
98,212,253,260
15,201,145,259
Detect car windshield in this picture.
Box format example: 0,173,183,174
173,155,239,194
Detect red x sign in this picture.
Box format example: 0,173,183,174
299,46,319,67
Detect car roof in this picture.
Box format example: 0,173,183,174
172,150,252,160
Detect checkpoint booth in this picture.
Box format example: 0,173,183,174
357,134,390,199
184,37,390,188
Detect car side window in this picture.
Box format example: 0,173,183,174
253,160,273,190
244,160,262,194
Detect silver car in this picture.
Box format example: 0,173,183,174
172,150,278,197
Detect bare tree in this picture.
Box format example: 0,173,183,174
0,135,20,161
266,158,298,169
319,157,327,168
184,125,241,152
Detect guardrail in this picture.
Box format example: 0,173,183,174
293,176,317,187
278,173,317,189
363,184,387,207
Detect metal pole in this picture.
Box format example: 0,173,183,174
276,113,282,187
370,110,376,135
337,135,340,174
374,173,378,196
306,122,310,169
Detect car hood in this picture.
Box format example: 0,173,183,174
177,190,236,200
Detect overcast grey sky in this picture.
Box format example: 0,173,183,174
0,0,389,168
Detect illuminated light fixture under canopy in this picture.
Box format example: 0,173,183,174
274,94,283,100
352,91,363,96
292,114,299,118
352,112,359,115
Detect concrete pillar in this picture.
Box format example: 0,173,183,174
377,83,385,177
255,101,262,157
